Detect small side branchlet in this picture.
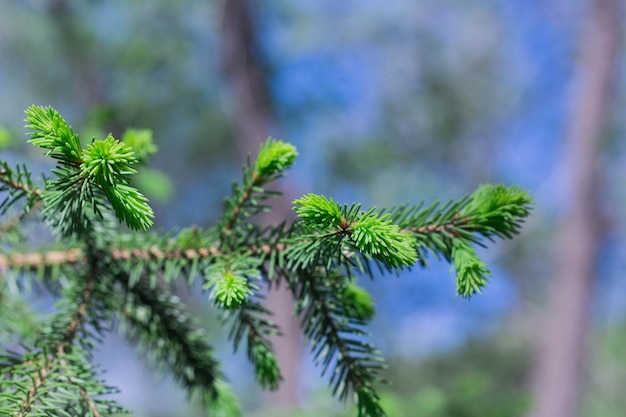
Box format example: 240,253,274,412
25,105,154,232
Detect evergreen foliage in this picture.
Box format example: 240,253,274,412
0,106,533,417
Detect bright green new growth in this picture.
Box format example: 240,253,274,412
448,184,532,297
204,256,261,309
0,107,533,417
292,197,417,269
25,105,154,232
205,380,243,417
452,240,491,297
215,273,251,307
82,135,138,183
351,211,418,268
293,193,343,229
462,184,532,239
255,136,298,178
104,182,154,231
25,105,82,163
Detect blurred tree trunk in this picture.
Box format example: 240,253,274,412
219,0,301,410
529,1,621,417
46,0,105,110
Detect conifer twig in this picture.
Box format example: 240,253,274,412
0,168,42,199
410,213,471,236
222,172,260,238
116,272,224,397
16,272,96,417
0,214,478,270
79,387,101,417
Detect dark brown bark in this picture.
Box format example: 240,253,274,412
219,0,301,410
528,1,621,416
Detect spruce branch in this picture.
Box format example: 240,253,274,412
460,184,532,239
24,105,82,166
0,165,42,199
205,246,282,389
220,137,296,242
396,184,532,250
0,248,85,269
216,138,296,388
0,162,43,224
350,210,417,269
220,174,259,240
386,184,532,296
225,295,282,390
116,272,228,403
293,194,343,230
0,269,123,416
0,105,534,417
1,183,529,286
292,196,418,272
204,255,260,309
452,240,491,298
25,105,154,233
254,137,297,179
288,269,386,417
1,182,531,299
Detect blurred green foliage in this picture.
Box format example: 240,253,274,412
0,128,13,149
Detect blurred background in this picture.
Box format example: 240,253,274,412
1,1,625,416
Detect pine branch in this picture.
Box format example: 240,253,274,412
219,138,296,243
0,248,84,269
0,166,42,199
287,269,386,417
14,275,94,417
116,272,227,401
410,213,471,237
59,272,95,348
0,195,516,274
202,253,283,389
221,169,261,239
0,106,534,417
0,163,43,226
25,105,154,233
224,295,282,390
0,269,123,417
